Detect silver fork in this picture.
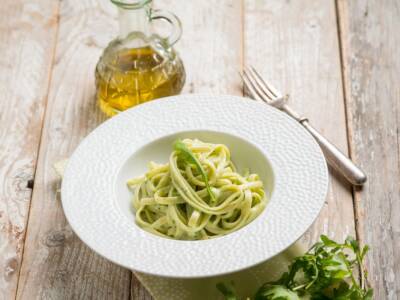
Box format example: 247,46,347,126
242,66,367,186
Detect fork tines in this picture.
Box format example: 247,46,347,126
241,66,284,105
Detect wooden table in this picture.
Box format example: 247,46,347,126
1,0,399,299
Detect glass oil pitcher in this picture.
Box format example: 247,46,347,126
95,0,185,116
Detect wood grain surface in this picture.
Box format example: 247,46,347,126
337,0,400,298
0,1,59,299
244,0,355,248
15,0,132,299
157,0,243,96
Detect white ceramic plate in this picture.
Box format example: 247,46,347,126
61,94,328,278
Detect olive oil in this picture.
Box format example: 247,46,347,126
95,46,185,116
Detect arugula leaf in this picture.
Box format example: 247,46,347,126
255,285,300,300
173,140,216,202
217,236,373,300
273,236,372,299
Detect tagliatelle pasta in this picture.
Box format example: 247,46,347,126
127,139,267,240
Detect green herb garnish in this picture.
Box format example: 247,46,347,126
218,235,373,300
174,140,216,202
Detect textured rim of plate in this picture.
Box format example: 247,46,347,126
61,94,328,278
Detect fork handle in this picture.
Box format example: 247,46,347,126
300,120,367,186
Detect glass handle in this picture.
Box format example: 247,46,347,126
150,9,182,46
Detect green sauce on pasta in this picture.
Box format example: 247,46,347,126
127,139,267,240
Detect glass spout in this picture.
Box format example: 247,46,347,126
112,0,152,43
118,8,149,41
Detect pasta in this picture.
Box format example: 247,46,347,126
127,139,267,240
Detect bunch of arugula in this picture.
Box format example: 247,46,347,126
217,235,373,300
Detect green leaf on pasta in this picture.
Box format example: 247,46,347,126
174,139,216,202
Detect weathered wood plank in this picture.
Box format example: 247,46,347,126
0,1,59,298
337,0,400,298
244,0,355,247
15,0,132,299
157,0,243,96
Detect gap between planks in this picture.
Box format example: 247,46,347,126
333,0,361,241
14,3,62,298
